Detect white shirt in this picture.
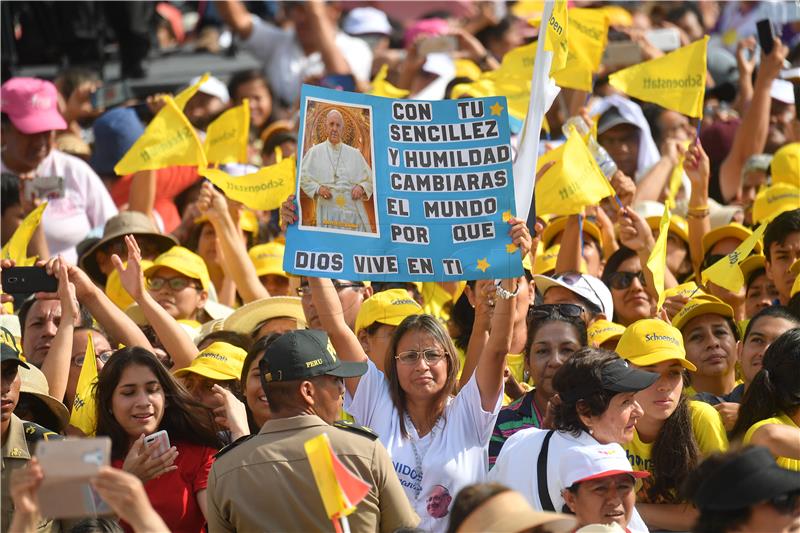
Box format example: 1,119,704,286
244,17,373,105
346,361,502,533
2,149,118,263
299,140,373,233
489,428,650,533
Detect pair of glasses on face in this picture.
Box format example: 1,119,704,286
72,350,113,368
529,303,584,321
607,271,646,290
146,277,201,292
296,281,364,297
395,349,446,366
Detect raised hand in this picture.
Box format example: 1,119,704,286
280,194,298,231
111,235,146,303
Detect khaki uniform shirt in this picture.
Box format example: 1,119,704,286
1,414,62,533
207,415,419,533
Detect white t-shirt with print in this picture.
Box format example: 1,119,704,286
346,361,501,533
489,427,650,533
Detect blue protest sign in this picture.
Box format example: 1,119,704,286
284,85,522,282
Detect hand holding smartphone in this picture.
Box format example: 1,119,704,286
2,267,58,293
144,430,171,458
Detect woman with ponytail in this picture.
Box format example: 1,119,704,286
616,319,729,531
731,328,800,471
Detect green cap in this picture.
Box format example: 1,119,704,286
260,330,367,383
0,326,29,368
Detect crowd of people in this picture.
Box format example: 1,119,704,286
1,1,800,532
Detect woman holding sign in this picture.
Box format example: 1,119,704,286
302,218,531,532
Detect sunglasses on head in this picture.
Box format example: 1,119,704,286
528,303,584,321
607,271,646,290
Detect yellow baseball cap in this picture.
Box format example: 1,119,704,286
662,281,701,300
752,183,800,225
105,260,153,310
702,223,762,258
672,294,735,331
616,319,696,371
740,255,766,286
144,246,211,290
354,289,422,335
541,216,603,250
646,213,689,245
534,244,559,274
587,320,626,348
770,142,800,185
173,341,247,381
194,209,259,234
249,242,287,278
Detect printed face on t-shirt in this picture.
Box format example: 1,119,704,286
426,485,452,519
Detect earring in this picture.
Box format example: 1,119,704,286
588,427,594,435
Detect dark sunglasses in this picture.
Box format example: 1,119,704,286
607,271,646,290
529,303,584,321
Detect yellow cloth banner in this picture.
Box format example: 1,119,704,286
205,100,250,165
545,0,569,74
609,36,709,118
535,129,616,216
173,73,209,110
1,202,47,265
647,203,671,310
368,64,410,98
701,222,767,293
69,332,98,436
551,8,609,91
200,156,296,211
304,433,356,519
114,96,208,175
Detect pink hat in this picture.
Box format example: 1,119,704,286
1,78,67,134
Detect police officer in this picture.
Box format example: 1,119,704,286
1,329,62,533
207,329,419,532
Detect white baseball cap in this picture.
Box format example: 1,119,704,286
771,79,795,104
343,7,392,36
533,272,614,319
188,75,230,104
559,443,649,489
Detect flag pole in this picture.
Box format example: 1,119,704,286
339,516,351,533
516,0,556,234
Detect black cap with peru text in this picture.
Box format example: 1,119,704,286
260,329,367,383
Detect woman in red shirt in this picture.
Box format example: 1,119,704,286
95,347,222,532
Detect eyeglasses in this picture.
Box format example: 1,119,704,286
395,349,446,366
607,271,646,290
296,281,365,297
72,350,114,367
556,272,605,316
146,277,201,292
768,491,799,514
529,303,584,321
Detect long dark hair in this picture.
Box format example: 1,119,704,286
524,312,588,364
384,314,460,438
95,347,222,459
240,333,280,433
731,328,800,440
647,395,699,503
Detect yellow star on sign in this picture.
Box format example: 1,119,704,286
490,102,505,117
335,195,346,208
476,258,491,272
506,243,519,253
502,210,512,222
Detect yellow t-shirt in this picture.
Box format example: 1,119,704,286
623,401,729,502
456,349,530,405
743,412,800,471
420,282,463,323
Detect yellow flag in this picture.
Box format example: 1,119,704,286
173,73,209,110
368,64,410,98
609,36,708,118
535,129,616,216
1,202,47,265
204,100,250,165
551,8,609,91
304,433,370,520
70,332,98,436
114,96,207,175
544,0,569,74
701,222,768,293
647,203,671,310
599,5,633,26
200,156,296,211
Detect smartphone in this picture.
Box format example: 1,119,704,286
757,19,775,55
645,28,681,52
36,437,112,519
603,40,643,68
23,175,65,201
417,35,458,56
90,80,130,110
320,74,356,92
2,267,58,293
144,429,171,457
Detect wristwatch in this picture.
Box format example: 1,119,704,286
495,280,519,300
